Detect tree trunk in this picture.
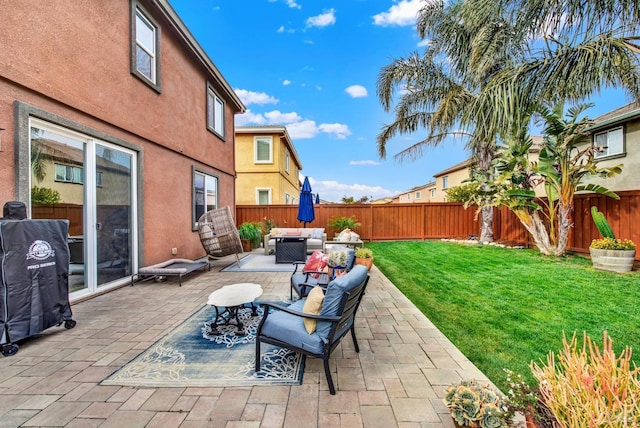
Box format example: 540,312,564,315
554,203,572,256
479,206,494,243
513,209,554,255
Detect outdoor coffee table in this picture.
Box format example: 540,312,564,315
206,283,263,334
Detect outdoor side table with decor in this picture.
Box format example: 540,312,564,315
275,236,308,263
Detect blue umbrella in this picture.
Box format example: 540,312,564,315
297,176,315,227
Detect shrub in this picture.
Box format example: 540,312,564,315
531,331,640,427
355,247,373,259
31,186,61,204
590,237,636,250
327,215,361,232
442,379,512,427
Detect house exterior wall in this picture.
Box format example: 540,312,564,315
396,183,435,203
433,167,470,202
587,116,640,192
235,128,301,205
0,1,243,277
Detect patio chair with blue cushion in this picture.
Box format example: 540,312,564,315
256,264,369,395
290,245,355,300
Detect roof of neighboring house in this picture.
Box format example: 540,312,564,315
433,158,473,177
235,125,303,170
152,0,245,113
587,102,640,131
400,181,436,195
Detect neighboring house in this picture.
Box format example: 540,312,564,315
396,182,435,203
235,126,303,205
0,0,245,301
432,159,473,202
584,102,640,192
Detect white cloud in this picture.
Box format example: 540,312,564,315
283,79,291,85
306,9,336,28
264,110,303,124
277,25,285,33
285,0,301,8
373,0,423,27
235,110,266,126
288,120,319,139
234,89,279,105
349,160,380,166
309,178,395,203
417,39,431,47
238,109,351,140
345,85,368,98
318,123,351,139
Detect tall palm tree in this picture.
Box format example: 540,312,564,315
377,0,527,242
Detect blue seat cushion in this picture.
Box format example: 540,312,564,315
260,299,326,355
316,265,368,338
291,273,320,297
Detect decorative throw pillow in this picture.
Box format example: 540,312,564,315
311,228,324,240
270,228,281,236
350,232,360,242
302,286,325,334
303,250,328,278
286,230,301,236
338,229,352,242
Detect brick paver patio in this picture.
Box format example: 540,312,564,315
0,253,493,427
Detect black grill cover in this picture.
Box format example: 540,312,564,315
0,219,73,345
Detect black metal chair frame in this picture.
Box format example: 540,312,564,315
255,275,369,395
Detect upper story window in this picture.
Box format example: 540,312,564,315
442,176,449,189
431,189,435,198
285,150,290,173
207,84,225,138
285,193,291,204
415,191,421,199
131,2,161,92
255,137,273,163
594,127,624,158
55,164,83,184
407,193,412,200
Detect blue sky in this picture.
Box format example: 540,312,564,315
169,0,630,203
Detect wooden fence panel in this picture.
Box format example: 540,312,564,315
235,190,640,257
32,203,83,235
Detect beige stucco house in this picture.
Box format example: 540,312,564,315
396,182,436,203
235,126,303,205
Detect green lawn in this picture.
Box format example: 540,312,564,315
366,240,640,391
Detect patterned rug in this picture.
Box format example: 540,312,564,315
221,253,298,272
101,301,305,387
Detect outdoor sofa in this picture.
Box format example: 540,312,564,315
263,227,326,255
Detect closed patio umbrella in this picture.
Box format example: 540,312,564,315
297,176,315,227
315,193,320,204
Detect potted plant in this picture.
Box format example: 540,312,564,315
355,247,373,271
327,215,361,237
589,206,636,272
327,248,348,279
442,379,512,427
238,222,261,252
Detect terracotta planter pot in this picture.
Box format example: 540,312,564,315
241,239,252,252
355,257,373,271
589,247,636,273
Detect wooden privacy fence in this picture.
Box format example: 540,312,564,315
236,190,640,256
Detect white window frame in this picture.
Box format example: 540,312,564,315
594,127,624,159
415,191,422,199
131,2,161,92
442,176,449,189
193,168,218,230
430,189,435,198
55,163,83,184
285,193,291,204
285,150,290,173
407,193,411,200
254,137,273,163
207,83,225,138
257,188,271,205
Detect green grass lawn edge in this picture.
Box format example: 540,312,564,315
366,240,640,391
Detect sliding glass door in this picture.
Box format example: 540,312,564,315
30,120,137,300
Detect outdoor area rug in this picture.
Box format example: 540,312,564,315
101,299,305,387
221,253,298,273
